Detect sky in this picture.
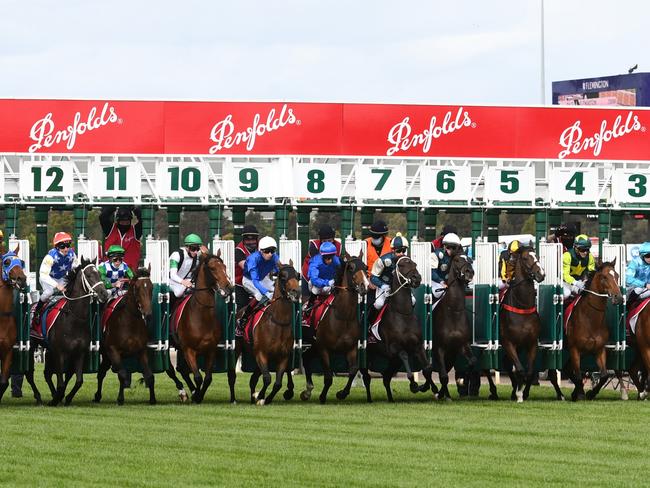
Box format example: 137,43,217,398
0,0,647,106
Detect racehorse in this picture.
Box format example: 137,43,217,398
94,266,155,405
0,246,28,403
300,252,368,403
228,261,301,405
548,260,623,401
167,249,233,404
430,253,495,400
24,258,110,406
360,256,434,402
499,247,545,402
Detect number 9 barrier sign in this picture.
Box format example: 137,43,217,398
420,166,471,202
355,164,406,200
88,161,141,200
155,162,209,199
223,162,278,198
20,161,73,199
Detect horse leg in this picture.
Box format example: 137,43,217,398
300,345,315,401
0,349,12,402
414,346,437,395
265,357,289,405
522,343,538,401
397,350,419,394
283,365,294,401
634,345,650,400
614,370,628,401
174,348,198,396
249,367,261,404
336,347,360,400
546,368,565,400
47,352,65,406
502,339,524,402
64,352,86,406
139,349,156,405
93,351,111,403
501,354,517,400
196,350,215,404
586,348,609,401
255,354,272,406
228,340,242,404
165,366,189,402
24,350,42,405
569,348,585,401
627,356,644,399
319,350,333,404
434,346,450,400
183,349,203,403
382,357,400,403
360,367,372,403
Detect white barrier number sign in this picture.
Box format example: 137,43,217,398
20,162,73,198
224,162,279,198
156,162,208,199
355,165,406,200
88,161,140,199
293,164,341,199
484,167,535,203
612,170,650,204
550,168,599,203
420,166,471,201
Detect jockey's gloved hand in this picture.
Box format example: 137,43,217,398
328,279,335,287
259,295,270,305
571,284,582,295
265,291,274,301
322,286,332,294
574,280,585,290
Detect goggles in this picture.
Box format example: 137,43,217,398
56,242,72,250
188,245,201,252
261,248,276,255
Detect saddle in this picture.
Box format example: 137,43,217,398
101,295,127,332
30,297,67,341
170,294,193,335
368,303,389,343
302,294,335,330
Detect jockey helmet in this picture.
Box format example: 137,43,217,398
369,220,388,236
319,241,337,256
53,232,73,246
107,245,125,257
390,233,409,250
507,240,520,253
259,236,277,252
639,242,650,257
184,234,203,246
116,207,133,221
318,224,335,240
442,233,462,247
574,234,591,251
242,225,259,237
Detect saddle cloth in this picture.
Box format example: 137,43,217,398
30,297,67,340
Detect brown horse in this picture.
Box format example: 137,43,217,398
0,246,28,403
300,252,368,403
94,266,155,405
628,302,650,399
228,261,301,405
548,260,623,401
175,249,233,403
500,247,545,402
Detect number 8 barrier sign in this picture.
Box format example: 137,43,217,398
292,163,341,199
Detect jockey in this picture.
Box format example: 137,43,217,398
242,236,280,305
626,242,650,302
365,220,392,278
301,224,341,297
235,225,259,310
169,234,204,300
308,242,341,296
99,245,135,298
550,223,576,252
36,232,78,313
431,224,458,251
431,232,463,298
498,240,520,291
562,234,596,299
370,233,415,310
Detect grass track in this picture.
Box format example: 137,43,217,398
1,370,649,487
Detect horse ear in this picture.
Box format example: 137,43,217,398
215,248,222,258
343,251,351,261
13,243,19,255
289,259,294,268
147,262,151,274
358,249,364,260
596,257,603,268
611,257,617,267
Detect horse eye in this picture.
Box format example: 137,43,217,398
3,259,10,266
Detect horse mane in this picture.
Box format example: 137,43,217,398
334,258,346,286
64,257,91,295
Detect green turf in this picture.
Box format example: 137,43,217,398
1,369,648,488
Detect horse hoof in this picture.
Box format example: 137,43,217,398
319,395,327,404
117,399,124,406
92,396,101,403
621,389,629,401
256,399,265,406
488,394,498,401
585,390,596,401
409,382,419,394
300,391,311,402
252,391,259,400
515,390,523,403
283,390,294,401
510,391,517,401
418,383,430,393
336,390,348,400
47,400,58,407
178,389,188,403
35,399,43,406
149,398,157,405
640,391,648,401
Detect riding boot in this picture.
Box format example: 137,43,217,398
236,302,255,337
31,300,45,329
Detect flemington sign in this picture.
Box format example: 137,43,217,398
0,98,648,161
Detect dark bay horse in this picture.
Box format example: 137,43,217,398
361,256,434,402
228,261,301,405
430,253,493,400
300,252,368,403
628,310,650,399
171,249,233,404
0,246,28,403
548,260,623,401
500,247,545,402
94,266,155,405
25,258,110,406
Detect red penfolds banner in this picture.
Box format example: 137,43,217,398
0,98,649,160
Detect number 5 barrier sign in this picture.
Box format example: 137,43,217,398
484,167,535,203
420,166,471,202
88,161,141,200
223,162,278,198
611,170,650,204
293,164,341,199
549,168,599,204
155,162,209,199
355,164,406,200
20,161,73,199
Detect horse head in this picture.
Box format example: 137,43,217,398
395,256,421,289
342,250,369,296
588,258,623,305
515,247,545,283
449,253,474,285
276,260,301,303
69,257,110,303
1,244,27,290
130,265,153,320
201,249,234,299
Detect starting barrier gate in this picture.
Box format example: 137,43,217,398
471,241,500,370
410,241,433,363
342,238,368,368
279,239,302,369
76,238,102,373
210,239,235,372
8,238,31,375
537,242,564,370
598,243,627,371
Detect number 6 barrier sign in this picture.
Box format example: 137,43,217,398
20,161,73,199
355,165,406,200
420,166,471,202
155,162,208,199
88,161,141,200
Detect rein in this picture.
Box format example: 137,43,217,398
63,263,104,301
387,256,414,297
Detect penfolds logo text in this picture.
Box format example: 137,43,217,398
558,111,642,159
28,102,119,153
386,107,473,156
209,104,297,154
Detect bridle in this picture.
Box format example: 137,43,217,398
63,263,105,301
388,256,419,297
335,257,368,294
192,256,233,307
446,254,473,287
0,251,26,290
